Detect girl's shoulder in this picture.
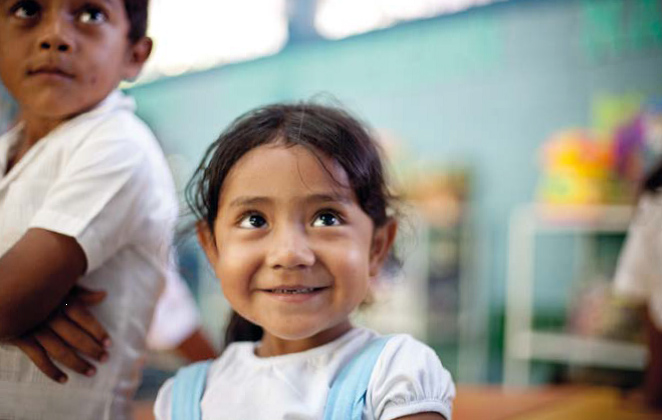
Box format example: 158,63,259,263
366,333,456,420
375,333,453,384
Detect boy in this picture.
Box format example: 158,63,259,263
0,0,178,418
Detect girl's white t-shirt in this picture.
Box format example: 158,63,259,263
154,327,455,420
614,192,662,329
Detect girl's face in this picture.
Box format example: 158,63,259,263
199,143,395,356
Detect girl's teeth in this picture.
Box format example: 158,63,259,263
273,288,315,294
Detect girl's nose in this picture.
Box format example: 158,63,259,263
267,227,315,270
37,15,72,52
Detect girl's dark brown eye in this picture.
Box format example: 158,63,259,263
312,211,340,227
239,213,267,229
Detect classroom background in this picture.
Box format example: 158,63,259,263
2,0,661,418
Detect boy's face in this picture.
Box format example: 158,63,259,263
0,0,151,122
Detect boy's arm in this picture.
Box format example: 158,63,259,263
0,227,113,383
0,228,86,339
9,286,111,383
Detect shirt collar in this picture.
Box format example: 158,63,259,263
0,123,24,177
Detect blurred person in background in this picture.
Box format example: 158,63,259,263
614,111,662,410
146,263,216,362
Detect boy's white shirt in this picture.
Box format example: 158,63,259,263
0,90,178,420
154,327,456,420
614,192,662,329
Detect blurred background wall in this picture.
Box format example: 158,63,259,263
127,0,662,383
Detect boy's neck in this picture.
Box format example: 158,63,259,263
5,116,64,174
22,116,63,146
19,90,112,146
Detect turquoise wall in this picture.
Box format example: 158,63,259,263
129,0,662,378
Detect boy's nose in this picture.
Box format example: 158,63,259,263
40,39,70,52
37,16,72,52
267,227,315,270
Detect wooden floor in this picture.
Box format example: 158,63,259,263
453,386,661,420
134,385,662,419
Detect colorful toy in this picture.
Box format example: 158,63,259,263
537,129,615,205
537,98,662,206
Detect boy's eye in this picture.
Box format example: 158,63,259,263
238,213,267,229
10,0,40,19
78,6,107,24
312,211,341,227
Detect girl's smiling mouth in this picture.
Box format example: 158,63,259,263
261,286,330,302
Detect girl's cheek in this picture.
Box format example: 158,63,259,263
218,243,263,273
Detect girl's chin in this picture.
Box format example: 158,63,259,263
264,326,328,344
259,321,353,354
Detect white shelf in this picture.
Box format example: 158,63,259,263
511,331,646,370
503,204,642,388
526,204,633,232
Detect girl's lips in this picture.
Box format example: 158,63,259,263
260,286,330,302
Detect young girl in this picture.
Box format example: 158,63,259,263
153,103,455,419
614,157,662,410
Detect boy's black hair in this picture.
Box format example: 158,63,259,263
124,0,149,43
186,102,396,347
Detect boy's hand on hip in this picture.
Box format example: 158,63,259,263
9,286,112,384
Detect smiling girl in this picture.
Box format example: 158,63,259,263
153,103,455,420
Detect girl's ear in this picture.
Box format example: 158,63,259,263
369,219,398,278
196,221,218,264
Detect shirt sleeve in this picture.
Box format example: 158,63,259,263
153,377,174,420
614,195,662,301
366,335,456,420
29,126,159,274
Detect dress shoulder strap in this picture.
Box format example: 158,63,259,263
171,360,213,420
323,335,392,420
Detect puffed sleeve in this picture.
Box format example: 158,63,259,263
153,377,175,420
366,335,455,420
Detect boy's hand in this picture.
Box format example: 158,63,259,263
9,286,111,384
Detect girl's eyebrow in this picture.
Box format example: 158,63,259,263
305,193,353,205
227,196,270,208
227,193,352,208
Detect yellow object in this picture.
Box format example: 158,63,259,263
537,130,616,205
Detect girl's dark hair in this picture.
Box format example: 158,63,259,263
186,102,395,347
123,0,149,44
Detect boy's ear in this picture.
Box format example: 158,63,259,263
123,37,153,81
196,221,218,264
369,219,397,278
